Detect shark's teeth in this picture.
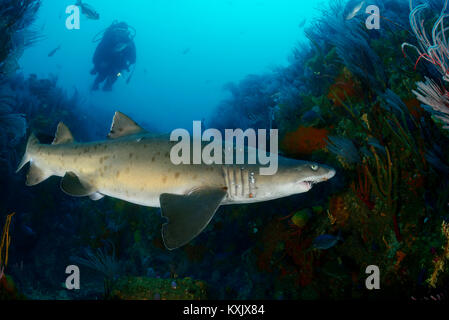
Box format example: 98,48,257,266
299,181,313,189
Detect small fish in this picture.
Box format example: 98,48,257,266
48,45,61,57
298,18,307,29
312,231,342,250
76,0,100,20
22,225,36,236
345,1,365,21
301,110,319,123
182,48,191,55
291,210,310,228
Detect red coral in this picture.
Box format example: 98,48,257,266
404,98,424,119
351,165,374,210
327,68,362,107
329,195,350,226
281,126,329,155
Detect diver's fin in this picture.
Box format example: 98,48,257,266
52,122,75,145
26,163,52,186
16,133,39,173
108,111,145,139
60,171,96,197
160,187,227,250
89,192,104,201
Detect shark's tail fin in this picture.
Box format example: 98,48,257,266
16,133,39,173
16,133,52,186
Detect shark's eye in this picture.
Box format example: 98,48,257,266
310,164,319,171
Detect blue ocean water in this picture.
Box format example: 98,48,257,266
19,0,318,132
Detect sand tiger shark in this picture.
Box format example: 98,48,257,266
17,112,336,249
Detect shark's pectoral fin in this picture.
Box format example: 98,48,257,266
60,172,96,197
160,187,227,250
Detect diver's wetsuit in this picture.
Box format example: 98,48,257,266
91,22,136,91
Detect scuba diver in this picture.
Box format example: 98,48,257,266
91,21,136,91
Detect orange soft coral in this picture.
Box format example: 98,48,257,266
327,67,362,107
329,195,350,227
281,126,329,155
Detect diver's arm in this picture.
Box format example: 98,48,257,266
128,42,136,65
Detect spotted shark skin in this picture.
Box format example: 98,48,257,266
17,111,336,249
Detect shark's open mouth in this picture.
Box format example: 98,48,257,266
299,180,314,190
299,170,335,190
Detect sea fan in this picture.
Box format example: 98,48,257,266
412,77,449,127
305,0,386,91
72,243,121,281
71,240,121,296
0,0,42,76
380,89,409,115
0,93,26,145
426,148,449,173
326,136,360,164
402,0,449,81
211,74,280,131
0,113,26,145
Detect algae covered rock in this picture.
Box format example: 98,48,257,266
110,277,207,300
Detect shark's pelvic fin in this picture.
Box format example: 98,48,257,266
108,111,146,139
60,171,97,197
89,192,104,201
160,187,227,250
26,163,52,186
52,122,75,145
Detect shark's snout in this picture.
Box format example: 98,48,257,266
314,167,336,183
324,168,336,181
297,166,336,191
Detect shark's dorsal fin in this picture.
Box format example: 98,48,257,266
160,187,227,250
52,122,75,145
108,111,145,139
